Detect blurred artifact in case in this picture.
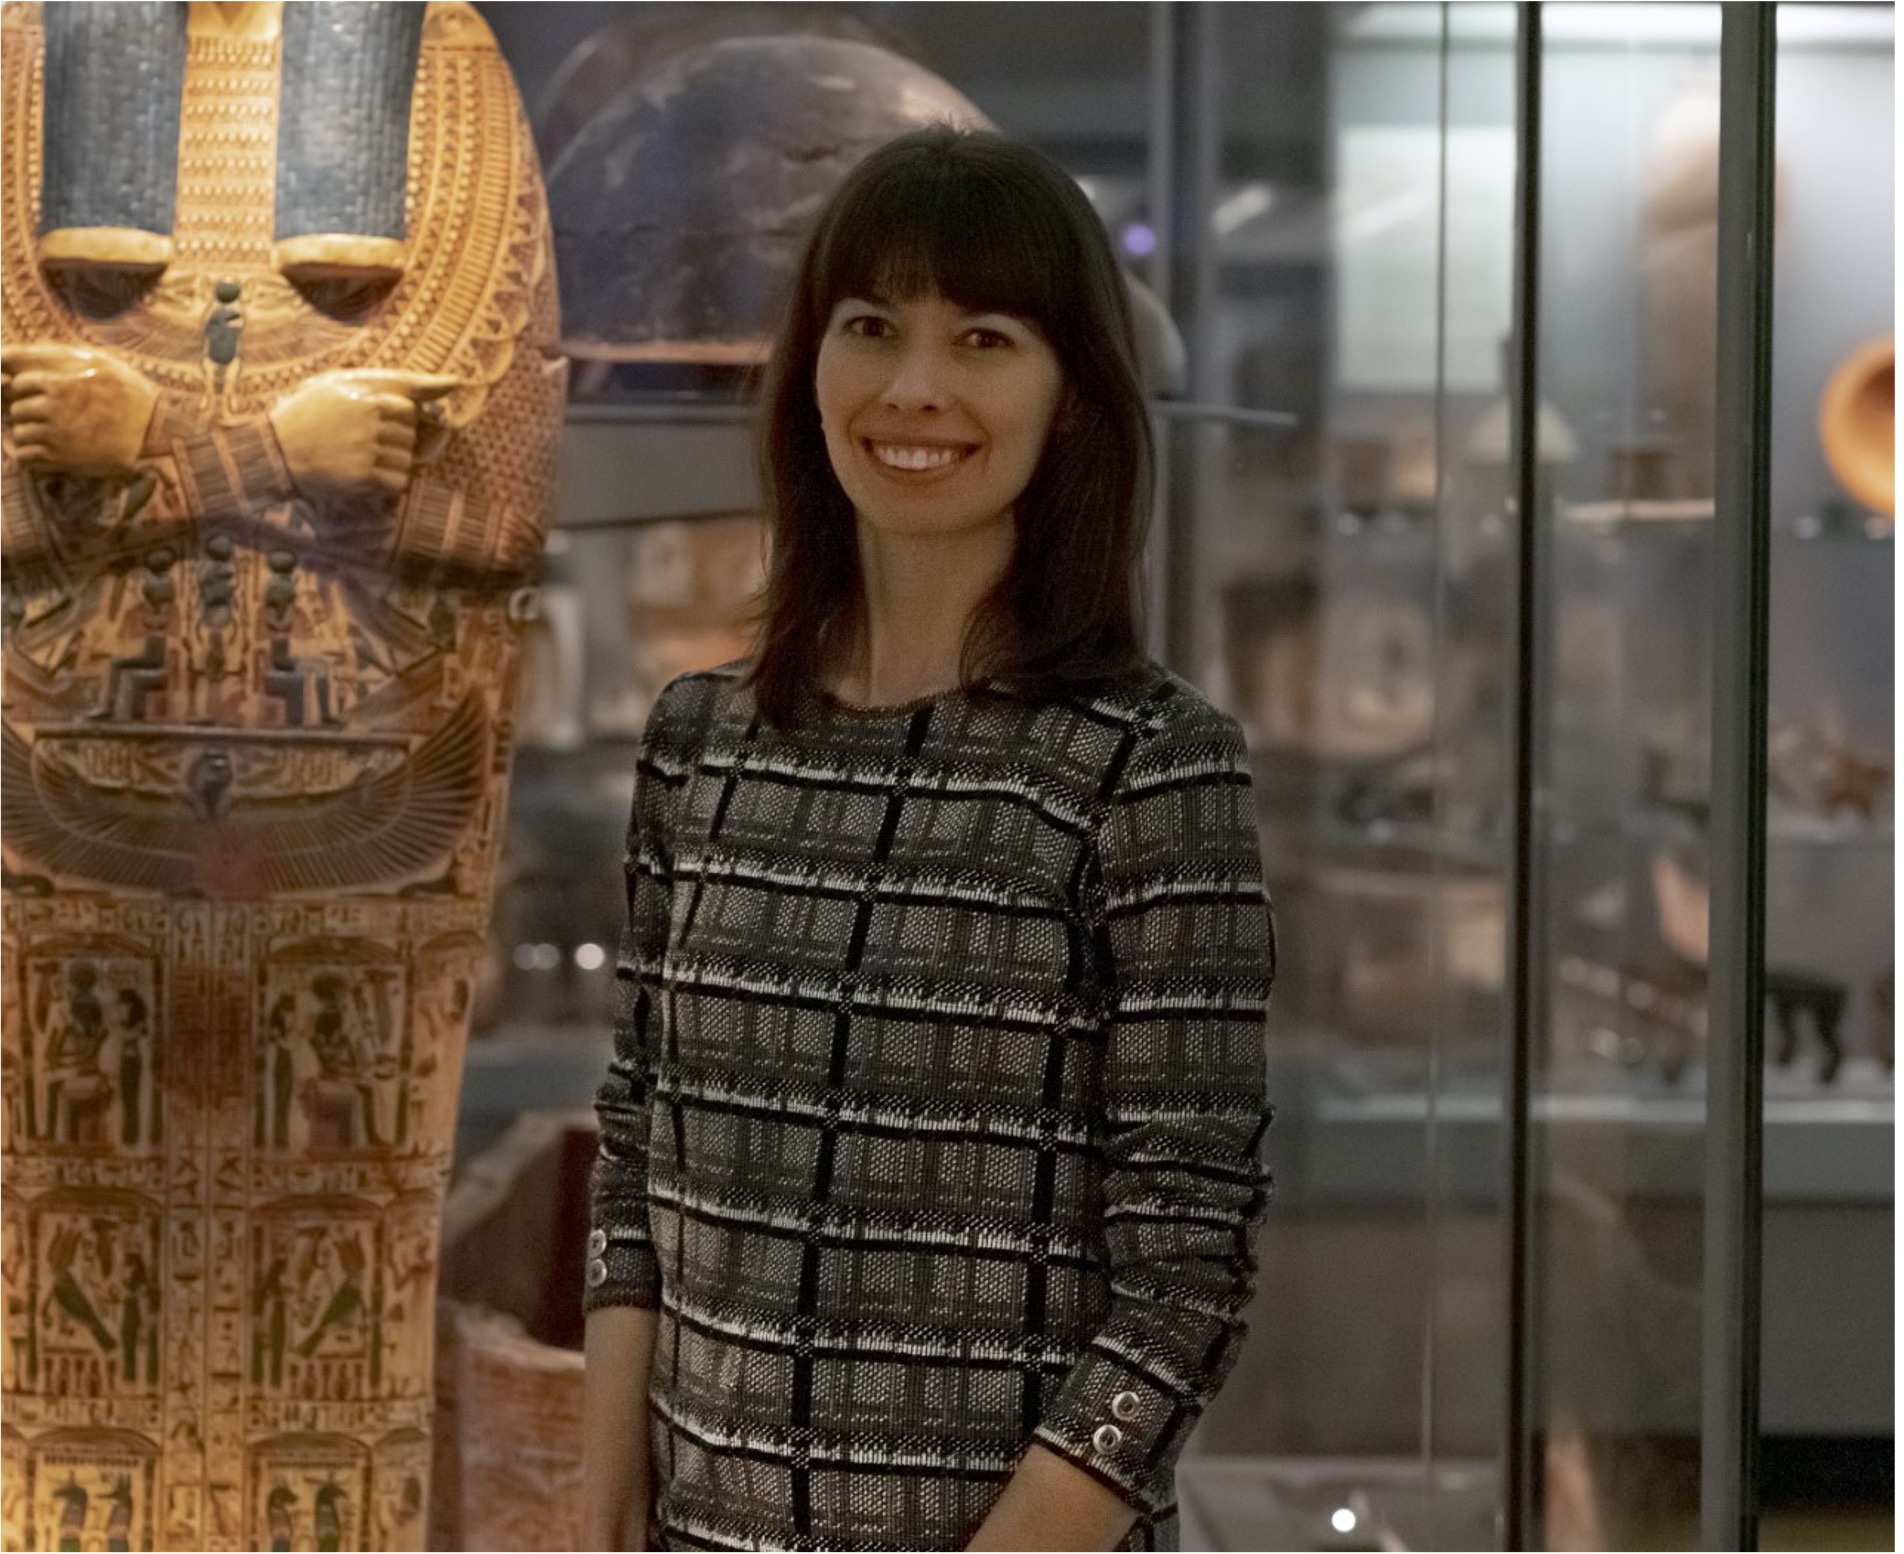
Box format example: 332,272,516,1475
1225,581,1440,762
0,3,564,1548
1640,79,1785,500
591,516,769,736
548,34,987,366
1818,333,1894,523
545,24,1184,396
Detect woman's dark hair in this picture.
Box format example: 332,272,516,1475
742,125,1152,728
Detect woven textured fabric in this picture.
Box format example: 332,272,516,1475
587,659,1276,1552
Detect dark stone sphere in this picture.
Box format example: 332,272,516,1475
549,36,987,359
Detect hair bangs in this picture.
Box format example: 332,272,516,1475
808,156,1066,332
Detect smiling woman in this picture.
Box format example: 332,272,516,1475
581,127,1277,1554
748,126,1157,728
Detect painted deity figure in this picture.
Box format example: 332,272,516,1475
39,963,108,1146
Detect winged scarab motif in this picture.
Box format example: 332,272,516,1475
2,696,488,896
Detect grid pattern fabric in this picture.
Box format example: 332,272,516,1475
588,659,1277,1552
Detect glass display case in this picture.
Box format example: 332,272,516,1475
1521,6,1893,1547
460,3,1893,1547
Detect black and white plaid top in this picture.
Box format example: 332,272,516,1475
586,658,1276,1552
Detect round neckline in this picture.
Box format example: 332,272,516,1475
814,683,967,719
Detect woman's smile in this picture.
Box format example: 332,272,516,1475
864,437,977,474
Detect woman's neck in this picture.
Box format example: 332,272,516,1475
827,518,1014,706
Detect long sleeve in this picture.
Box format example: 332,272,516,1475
1032,700,1277,1513
584,680,691,1313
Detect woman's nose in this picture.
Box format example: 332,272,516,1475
880,341,950,411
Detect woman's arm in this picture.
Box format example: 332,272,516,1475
582,681,694,1546
583,1305,659,1549
1027,699,1277,1533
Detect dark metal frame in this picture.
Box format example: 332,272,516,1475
1502,5,1544,1545
1149,1,1223,673
1703,5,1778,1548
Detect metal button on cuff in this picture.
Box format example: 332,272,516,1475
586,1228,607,1257
1092,1424,1123,1454
1111,1390,1140,1422
585,1257,608,1288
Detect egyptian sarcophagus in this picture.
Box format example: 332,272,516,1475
0,3,563,1547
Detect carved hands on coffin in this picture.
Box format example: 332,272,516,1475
267,369,458,507
0,344,159,475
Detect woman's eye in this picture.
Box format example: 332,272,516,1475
842,315,892,339
964,328,1012,350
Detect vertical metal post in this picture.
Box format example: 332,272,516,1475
1703,5,1776,1548
1146,2,1179,320
1152,1,1221,675
1144,3,1177,664
1420,3,1455,1527
1501,5,1542,1547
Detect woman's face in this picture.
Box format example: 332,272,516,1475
814,291,1065,546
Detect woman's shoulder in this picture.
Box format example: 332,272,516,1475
984,661,1249,811
1072,657,1248,751
642,658,752,752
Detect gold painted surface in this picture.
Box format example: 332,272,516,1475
0,2,564,1547
272,237,410,287
37,229,175,275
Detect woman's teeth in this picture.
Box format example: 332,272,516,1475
872,443,965,471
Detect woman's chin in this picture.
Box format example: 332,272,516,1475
849,502,1016,547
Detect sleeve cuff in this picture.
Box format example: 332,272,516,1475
1032,1349,1191,1513
580,1221,662,1313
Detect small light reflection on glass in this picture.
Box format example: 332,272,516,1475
1212,182,1275,235
1331,1507,1357,1534
574,942,607,972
